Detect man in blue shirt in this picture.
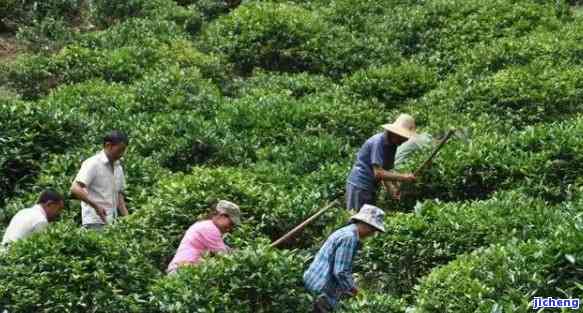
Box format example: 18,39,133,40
304,204,385,312
346,114,418,211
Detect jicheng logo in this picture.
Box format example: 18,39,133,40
532,297,580,310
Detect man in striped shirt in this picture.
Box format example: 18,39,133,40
304,204,385,312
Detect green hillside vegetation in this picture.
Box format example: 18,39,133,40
1,0,582,312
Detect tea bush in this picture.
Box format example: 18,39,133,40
396,116,583,204
412,240,550,313
3,54,60,100
202,1,389,77
148,244,311,313
342,62,437,106
79,19,187,49
130,66,221,115
91,0,176,28
114,167,267,268
338,293,406,313
218,91,388,151
2,0,583,311
115,164,348,268
358,191,565,295
255,134,351,175
409,0,567,73
0,0,83,31
413,211,583,313
453,63,583,128
201,2,328,74
4,41,196,100
0,223,160,313
231,70,335,98
458,20,583,77
0,98,84,206
16,17,79,53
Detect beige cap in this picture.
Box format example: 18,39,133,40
382,113,417,139
216,200,241,226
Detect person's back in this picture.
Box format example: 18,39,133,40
1,190,64,247
1,205,48,246
304,224,359,293
304,205,385,312
166,200,241,274
167,220,228,272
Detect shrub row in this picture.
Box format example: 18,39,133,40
90,0,200,30
413,210,582,312
414,62,583,130
408,0,567,73
337,292,406,313
148,243,311,313
113,164,349,269
357,191,565,295
200,2,403,76
0,0,83,31
396,116,583,204
342,62,437,107
0,222,160,313
0,98,84,206
5,27,226,100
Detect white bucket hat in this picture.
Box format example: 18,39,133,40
382,113,417,139
350,204,385,232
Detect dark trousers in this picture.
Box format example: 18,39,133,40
345,183,376,212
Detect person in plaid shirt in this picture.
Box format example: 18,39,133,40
303,204,385,312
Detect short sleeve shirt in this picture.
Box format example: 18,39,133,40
347,133,397,192
73,150,125,225
1,205,49,245
167,220,230,272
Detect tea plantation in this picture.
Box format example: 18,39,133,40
1,0,582,312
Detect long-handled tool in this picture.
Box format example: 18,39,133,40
382,128,456,200
413,128,455,177
271,200,338,248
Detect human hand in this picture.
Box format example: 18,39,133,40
95,206,107,223
400,173,416,183
389,182,401,200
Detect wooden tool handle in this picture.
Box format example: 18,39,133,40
413,129,455,177
271,200,338,248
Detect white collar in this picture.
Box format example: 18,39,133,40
98,150,120,166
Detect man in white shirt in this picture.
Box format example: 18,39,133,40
70,130,129,230
1,190,64,246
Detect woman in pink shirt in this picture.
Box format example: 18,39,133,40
167,200,242,274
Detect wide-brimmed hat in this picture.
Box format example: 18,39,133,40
216,200,241,226
382,114,417,139
350,204,385,232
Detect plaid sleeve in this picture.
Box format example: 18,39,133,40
332,235,358,292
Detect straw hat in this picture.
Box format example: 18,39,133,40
216,200,241,226
382,114,417,139
350,204,385,232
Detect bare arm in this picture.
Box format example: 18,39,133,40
117,192,128,217
70,182,107,222
373,166,416,183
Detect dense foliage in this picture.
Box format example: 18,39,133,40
1,0,582,312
